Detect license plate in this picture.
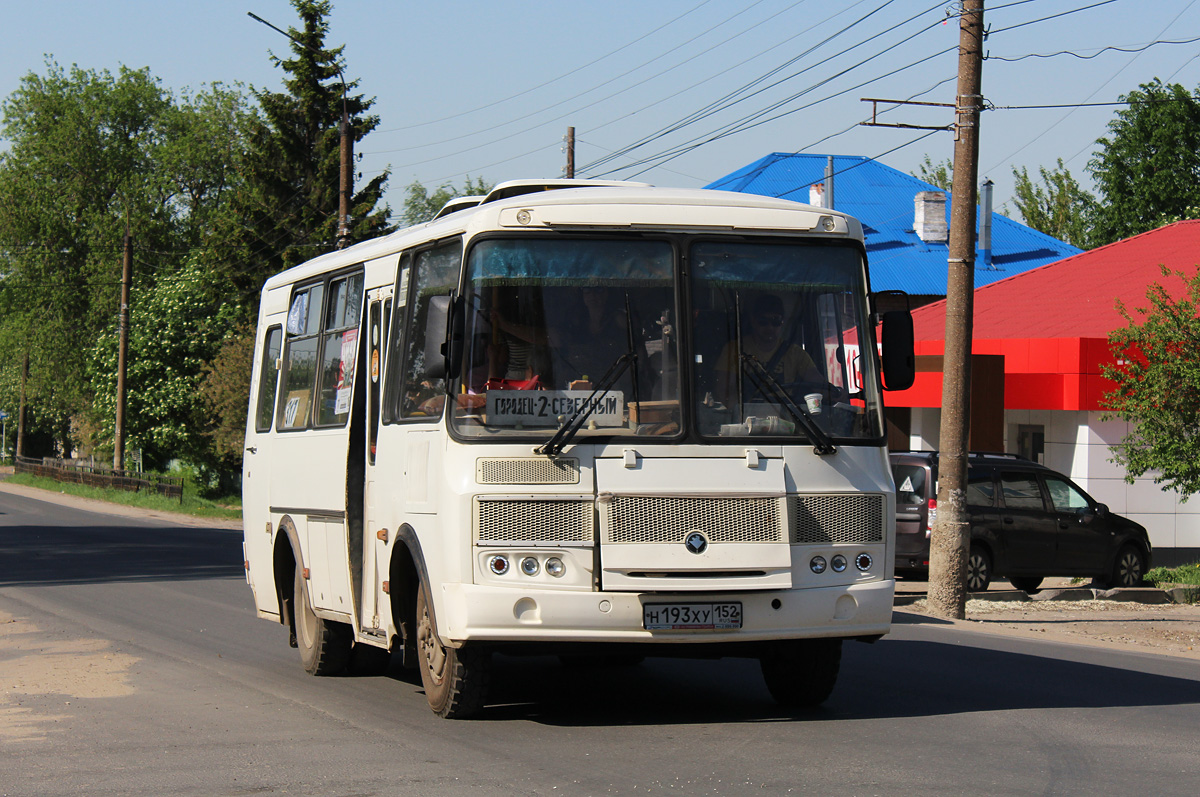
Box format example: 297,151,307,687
643,602,742,631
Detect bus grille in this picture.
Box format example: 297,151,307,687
475,498,594,545
600,496,784,544
476,457,580,485
789,494,884,544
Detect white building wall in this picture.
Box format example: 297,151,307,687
907,406,940,451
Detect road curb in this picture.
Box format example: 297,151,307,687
895,585,1195,606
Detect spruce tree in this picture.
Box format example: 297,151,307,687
229,0,392,309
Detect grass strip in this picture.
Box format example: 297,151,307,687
5,471,241,520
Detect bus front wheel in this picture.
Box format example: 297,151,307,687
294,566,351,676
760,638,842,707
416,585,490,718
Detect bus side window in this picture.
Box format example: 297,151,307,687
382,253,412,424
254,326,283,433
278,282,324,430
315,272,365,427
399,241,462,419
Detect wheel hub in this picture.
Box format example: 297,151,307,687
417,604,447,683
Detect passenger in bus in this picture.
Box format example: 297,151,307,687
714,294,822,407
487,288,551,388
560,286,629,388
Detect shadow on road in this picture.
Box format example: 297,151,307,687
0,523,244,586
433,636,1200,726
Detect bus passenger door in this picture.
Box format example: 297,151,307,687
361,287,392,633
243,317,284,614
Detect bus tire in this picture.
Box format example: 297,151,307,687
294,566,351,676
416,584,490,718
760,638,842,708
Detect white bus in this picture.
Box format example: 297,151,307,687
242,180,915,718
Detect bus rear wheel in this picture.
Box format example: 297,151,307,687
416,585,490,718
294,566,351,676
760,638,842,708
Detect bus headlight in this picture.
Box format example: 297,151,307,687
831,554,848,572
489,555,510,575
810,556,827,574
545,557,565,577
520,556,540,576
856,553,874,572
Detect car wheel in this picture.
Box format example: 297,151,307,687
966,548,992,592
294,565,352,676
1106,545,1146,589
760,638,842,708
1009,576,1043,594
416,583,490,718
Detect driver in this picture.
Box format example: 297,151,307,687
715,294,821,406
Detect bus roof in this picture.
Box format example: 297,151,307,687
262,181,863,293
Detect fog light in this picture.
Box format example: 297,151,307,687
831,554,848,572
856,552,873,572
810,556,827,574
545,557,565,577
520,556,540,576
488,555,509,575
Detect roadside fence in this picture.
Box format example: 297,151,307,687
14,456,184,502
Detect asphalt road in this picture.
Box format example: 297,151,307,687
2,484,1199,796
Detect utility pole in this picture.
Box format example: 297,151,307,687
338,108,352,249
114,228,132,471
16,352,27,459
565,126,575,178
928,0,985,620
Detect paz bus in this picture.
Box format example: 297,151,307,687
242,180,915,718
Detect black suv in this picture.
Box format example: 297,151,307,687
891,451,1152,592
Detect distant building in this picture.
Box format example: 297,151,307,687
707,153,1081,306
889,220,1200,566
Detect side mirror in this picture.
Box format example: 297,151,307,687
881,310,915,391
421,293,452,380
1095,503,1109,518
440,293,465,380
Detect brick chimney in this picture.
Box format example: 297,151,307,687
914,191,948,242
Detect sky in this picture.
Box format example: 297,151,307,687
4,0,1200,224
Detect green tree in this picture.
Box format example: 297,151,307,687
86,258,240,475
227,0,393,307
914,155,953,191
1101,266,1200,497
400,176,494,226
0,62,250,458
1088,78,1200,246
1010,158,1097,248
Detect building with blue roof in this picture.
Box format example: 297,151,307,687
706,153,1081,301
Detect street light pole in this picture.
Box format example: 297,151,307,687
248,11,352,249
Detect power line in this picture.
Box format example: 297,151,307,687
984,0,1196,175
988,0,1121,34
578,0,904,174
770,128,944,201
986,35,1200,63
371,1,811,171
373,0,716,134
598,39,956,180
581,0,947,176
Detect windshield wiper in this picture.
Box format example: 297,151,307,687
536,351,632,457
537,294,641,458
741,354,836,456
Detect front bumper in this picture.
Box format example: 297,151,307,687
434,578,895,645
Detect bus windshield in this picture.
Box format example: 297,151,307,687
449,235,883,443
451,237,679,440
689,240,882,441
